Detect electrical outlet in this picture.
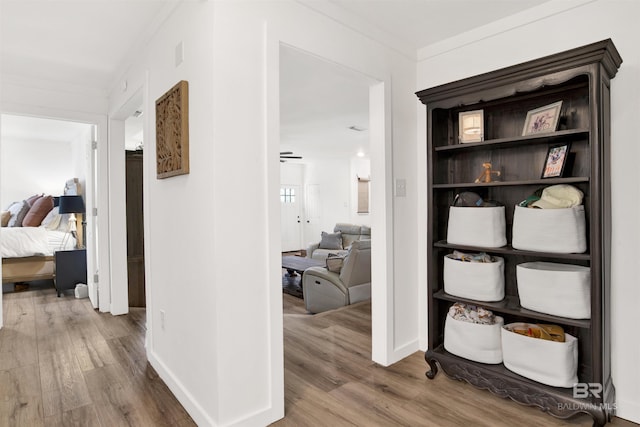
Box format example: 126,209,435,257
160,310,165,331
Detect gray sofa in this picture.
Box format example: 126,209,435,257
306,223,371,261
302,239,371,313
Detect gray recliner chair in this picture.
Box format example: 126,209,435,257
302,239,371,314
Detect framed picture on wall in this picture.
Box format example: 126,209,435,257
156,80,190,179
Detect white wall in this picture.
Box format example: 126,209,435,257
0,136,73,207
109,2,220,425
303,156,351,233
416,0,640,422
350,157,371,226
109,0,417,425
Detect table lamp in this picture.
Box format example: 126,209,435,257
58,195,86,249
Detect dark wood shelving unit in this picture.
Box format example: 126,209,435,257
433,128,590,153
433,291,591,329
433,240,591,261
416,39,622,426
432,177,589,189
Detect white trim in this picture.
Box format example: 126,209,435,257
107,88,145,316
265,23,286,424
416,98,429,351
617,398,640,424
105,117,128,315
369,80,395,365
417,0,597,61
293,0,416,61
147,350,218,427
0,103,108,316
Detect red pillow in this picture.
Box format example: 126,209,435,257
22,195,54,227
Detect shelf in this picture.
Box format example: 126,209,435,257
434,129,589,153
428,345,576,397
432,177,589,189
433,240,591,261
434,290,591,328
419,40,620,426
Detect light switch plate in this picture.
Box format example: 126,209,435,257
395,179,406,197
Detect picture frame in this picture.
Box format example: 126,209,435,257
458,110,484,143
541,142,571,178
156,80,189,179
522,101,563,136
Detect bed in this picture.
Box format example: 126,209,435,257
1,179,80,285
2,228,75,284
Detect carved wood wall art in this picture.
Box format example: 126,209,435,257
156,80,189,179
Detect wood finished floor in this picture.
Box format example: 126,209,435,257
0,287,195,427
277,294,637,427
2,289,636,427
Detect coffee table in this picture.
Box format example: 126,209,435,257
281,256,323,298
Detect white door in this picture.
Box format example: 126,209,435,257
280,185,302,252
304,184,321,247
85,125,99,308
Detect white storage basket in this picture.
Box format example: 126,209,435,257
512,205,586,253
447,206,506,248
517,262,591,319
501,323,578,388
444,314,504,364
444,255,505,302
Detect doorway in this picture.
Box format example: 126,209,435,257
279,45,372,253
124,108,146,307
0,113,97,307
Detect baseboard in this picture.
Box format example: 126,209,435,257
375,339,420,367
147,349,217,427
393,339,420,362
147,350,283,426
616,398,640,424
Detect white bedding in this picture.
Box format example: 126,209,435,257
1,227,76,258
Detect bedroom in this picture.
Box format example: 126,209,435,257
1,113,93,296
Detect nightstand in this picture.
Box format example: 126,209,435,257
53,249,87,297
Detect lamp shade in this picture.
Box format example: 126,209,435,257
58,195,85,214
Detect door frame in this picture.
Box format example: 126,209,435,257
0,106,108,322
267,36,395,414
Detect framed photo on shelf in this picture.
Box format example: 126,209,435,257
458,110,484,143
522,101,563,136
541,143,571,178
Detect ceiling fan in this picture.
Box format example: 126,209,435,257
280,151,302,162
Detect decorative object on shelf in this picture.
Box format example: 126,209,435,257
522,100,563,135
458,110,484,143
156,80,189,179
58,195,86,249
541,142,571,178
474,162,501,183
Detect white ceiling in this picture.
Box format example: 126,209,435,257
1,114,90,144
0,0,546,156
0,0,178,90
280,46,371,159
